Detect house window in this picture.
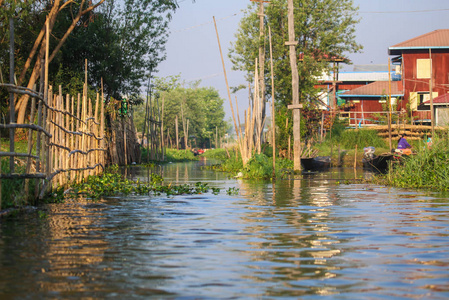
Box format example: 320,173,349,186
418,92,430,104
417,59,431,79
410,92,428,111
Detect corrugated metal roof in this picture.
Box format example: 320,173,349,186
339,81,403,97
389,30,449,55
423,93,449,104
319,71,393,82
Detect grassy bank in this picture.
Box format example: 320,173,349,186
374,139,449,190
140,147,198,163
1,138,39,209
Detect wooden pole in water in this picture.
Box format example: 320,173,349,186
175,115,179,150
286,0,301,172
213,16,242,159
100,78,105,169
161,95,165,161
429,48,434,138
186,119,190,149
9,18,15,173
388,58,392,151
269,26,276,178
44,21,50,186
354,144,357,170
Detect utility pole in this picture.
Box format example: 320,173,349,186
286,0,302,171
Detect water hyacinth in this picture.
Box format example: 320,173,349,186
378,139,449,191
70,165,221,199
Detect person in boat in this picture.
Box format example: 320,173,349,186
397,133,412,155
426,137,432,149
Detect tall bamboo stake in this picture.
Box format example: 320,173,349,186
430,48,434,137
388,58,392,151
161,95,165,161
100,78,105,169
213,16,243,159
269,26,276,178
9,18,15,173
287,0,301,171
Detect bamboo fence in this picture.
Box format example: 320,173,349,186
0,81,106,205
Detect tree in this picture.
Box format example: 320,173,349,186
0,0,193,124
1,0,106,124
151,76,227,149
59,0,180,103
229,0,362,145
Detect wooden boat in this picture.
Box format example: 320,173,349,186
362,153,394,173
301,156,331,171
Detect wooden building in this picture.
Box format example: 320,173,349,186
338,30,449,127
389,29,449,124
339,81,403,126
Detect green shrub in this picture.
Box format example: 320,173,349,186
1,159,37,209
242,154,272,179
338,129,387,149
165,149,198,162
379,139,449,190
201,148,229,160
141,147,198,163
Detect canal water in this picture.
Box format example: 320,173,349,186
1,159,449,299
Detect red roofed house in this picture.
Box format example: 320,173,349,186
389,29,449,126
339,81,403,126
339,30,449,126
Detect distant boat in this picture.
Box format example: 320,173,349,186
301,156,331,171
362,153,394,173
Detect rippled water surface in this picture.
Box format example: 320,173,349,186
1,160,449,299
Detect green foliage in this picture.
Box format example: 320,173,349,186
378,139,449,190
151,76,228,149
275,106,308,150
0,159,37,209
55,0,179,101
230,0,361,150
201,148,229,160
70,165,221,199
242,154,273,179
226,187,240,195
229,0,361,108
217,156,244,174
330,129,388,149
165,149,198,162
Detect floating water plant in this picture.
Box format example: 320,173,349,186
69,165,222,199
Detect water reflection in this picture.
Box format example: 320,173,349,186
0,163,448,299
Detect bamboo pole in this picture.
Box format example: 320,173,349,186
187,119,190,149
388,58,392,151
124,117,127,165
161,95,165,161
430,48,434,137
70,95,74,179
287,0,301,171
35,59,44,197
213,16,243,160
26,87,37,174
269,26,276,178
257,0,266,139
175,115,179,150
44,86,50,194
100,78,105,170
9,18,15,173
94,93,100,173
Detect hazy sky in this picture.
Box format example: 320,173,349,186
157,0,449,118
